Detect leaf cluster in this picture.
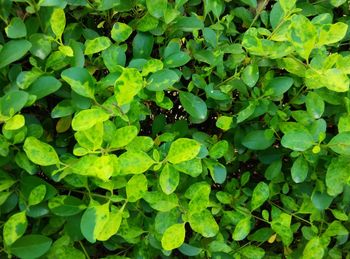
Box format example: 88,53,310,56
0,0,350,258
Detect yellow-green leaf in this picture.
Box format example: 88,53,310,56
4,114,25,130
114,68,143,106
72,108,109,131
167,138,201,164
23,137,59,166
50,8,65,39
3,211,27,246
161,223,185,250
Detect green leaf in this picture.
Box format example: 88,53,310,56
10,235,52,259
161,223,186,250
89,155,115,181
144,191,178,212
0,90,28,119
264,77,294,97
281,130,314,151
204,0,225,19
209,140,229,159
189,209,219,237
27,76,62,99
323,68,349,92
324,221,348,237
330,0,347,7
328,132,350,155
4,114,25,131
59,45,74,57
237,102,256,123
29,33,52,60
61,67,95,99
48,195,86,216
72,108,109,131
126,174,148,202
242,129,275,150
288,15,316,60
279,0,296,13
251,182,269,211
109,125,138,149
28,184,46,206
302,237,324,259
3,211,27,246
111,22,132,43
318,22,348,46
271,213,293,246
51,100,74,118
114,68,143,106
167,138,201,164
179,92,208,121
147,69,179,91
84,37,112,55
119,150,154,174
242,63,259,88
216,116,234,131
160,164,180,194
239,246,265,259
137,12,159,32
281,57,306,77
326,156,350,196
233,217,251,241
132,32,154,58
50,8,66,39
80,202,109,243
0,40,32,69
305,92,324,119
291,156,308,183
142,59,163,76
97,205,124,241
311,191,333,210
186,182,211,213
75,122,104,151
173,158,202,177
178,243,202,257
164,52,191,68
146,0,167,18
23,137,59,166
5,17,26,38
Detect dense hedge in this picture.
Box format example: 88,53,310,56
1,0,350,258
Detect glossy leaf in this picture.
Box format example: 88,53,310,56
111,22,132,43
242,63,259,88
179,92,208,121
5,17,26,38
0,40,31,68
10,235,52,259
147,69,179,91
291,156,308,183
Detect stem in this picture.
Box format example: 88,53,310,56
79,241,90,259
269,201,312,225
249,0,270,28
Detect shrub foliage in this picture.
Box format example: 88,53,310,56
1,0,350,258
